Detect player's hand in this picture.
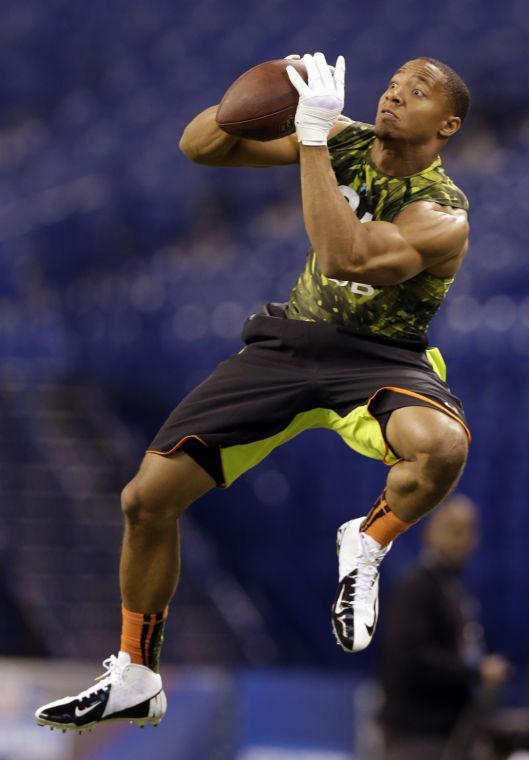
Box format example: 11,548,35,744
285,53,336,74
286,52,345,146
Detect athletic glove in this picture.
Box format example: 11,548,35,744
286,52,345,146
285,53,336,74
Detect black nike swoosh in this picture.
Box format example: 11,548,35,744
365,606,378,637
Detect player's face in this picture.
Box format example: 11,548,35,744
374,59,451,143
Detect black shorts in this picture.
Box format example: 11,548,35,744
148,305,469,487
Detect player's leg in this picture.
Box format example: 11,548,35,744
361,405,469,543
35,309,322,731
333,406,468,653
120,450,215,615
35,450,214,732
35,316,319,732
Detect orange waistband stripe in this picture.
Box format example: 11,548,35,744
367,386,472,443
147,433,208,457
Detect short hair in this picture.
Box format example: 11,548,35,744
420,57,471,122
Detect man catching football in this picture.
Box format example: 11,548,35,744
36,52,471,733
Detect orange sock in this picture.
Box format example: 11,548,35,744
120,606,168,672
361,491,415,547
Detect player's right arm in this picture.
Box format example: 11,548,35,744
179,106,351,168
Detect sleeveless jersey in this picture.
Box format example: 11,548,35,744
285,122,469,344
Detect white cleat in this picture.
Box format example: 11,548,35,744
35,652,167,732
331,517,391,652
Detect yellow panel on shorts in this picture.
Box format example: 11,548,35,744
219,405,399,487
425,347,447,381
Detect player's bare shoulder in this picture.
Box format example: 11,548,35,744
394,201,469,277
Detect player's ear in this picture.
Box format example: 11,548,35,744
439,115,461,139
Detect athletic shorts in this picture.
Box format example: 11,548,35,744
148,304,470,487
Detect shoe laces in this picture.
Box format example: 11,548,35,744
348,535,387,609
76,655,124,702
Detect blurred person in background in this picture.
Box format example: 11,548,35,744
35,53,474,733
379,494,510,760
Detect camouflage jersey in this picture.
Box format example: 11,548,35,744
285,122,469,345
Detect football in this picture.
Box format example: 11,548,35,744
216,59,307,142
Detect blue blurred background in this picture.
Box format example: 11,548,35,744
1,0,529,757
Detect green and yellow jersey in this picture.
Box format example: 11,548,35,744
285,122,469,344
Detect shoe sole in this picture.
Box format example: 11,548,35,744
331,616,354,653
35,690,166,733
334,521,353,652
36,715,164,733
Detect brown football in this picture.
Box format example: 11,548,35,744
216,59,307,142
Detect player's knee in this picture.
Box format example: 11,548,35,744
420,420,468,480
121,478,180,526
121,480,150,525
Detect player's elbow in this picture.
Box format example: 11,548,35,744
318,242,369,281
179,130,236,166
178,132,193,159
321,262,352,280
366,262,413,285
320,260,366,281
179,131,202,163
352,264,410,286
320,256,395,284
331,261,411,286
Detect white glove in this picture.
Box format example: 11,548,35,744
285,53,336,75
286,52,345,146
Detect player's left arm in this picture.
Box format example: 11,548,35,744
299,145,469,285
